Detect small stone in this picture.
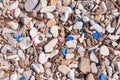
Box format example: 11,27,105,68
50,50,59,58
45,12,54,19
100,45,109,56
2,28,13,34
38,52,50,64
67,69,75,80
86,73,95,80
8,21,18,30
14,8,20,18
73,22,83,30
106,23,115,33
18,59,24,68
19,37,32,50
79,57,90,73
40,6,56,13
108,35,120,40
30,27,38,37
17,50,25,60
60,12,69,22
114,62,120,73
8,1,19,10
58,6,73,14
25,0,38,12
106,66,112,77
47,19,56,27
90,23,103,32
63,0,71,6
90,63,98,73
44,38,58,52
58,65,71,75
78,46,85,57
78,3,84,10
40,0,47,8
30,76,35,80
90,52,99,63
50,26,58,37
66,40,77,48
82,16,90,22
75,9,80,15
10,73,18,80
50,0,57,6
23,70,32,80
66,53,74,59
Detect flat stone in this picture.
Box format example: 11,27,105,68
90,63,98,73
47,19,56,27
44,38,58,52
90,23,103,32
25,0,38,12
50,26,58,37
79,57,90,73
90,52,99,63
100,45,109,56
66,53,74,59
66,40,77,48
19,37,32,50
73,22,83,30
40,6,56,13
86,73,95,80
108,35,120,40
58,65,71,75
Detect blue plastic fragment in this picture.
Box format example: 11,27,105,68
99,74,105,80
74,18,80,22
66,36,74,41
69,3,73,9
20,76,26,80
16,35,22,41
93,31,101,40
62,47,67,57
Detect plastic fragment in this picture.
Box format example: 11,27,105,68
20,76,26,80
66,36,74,41
99,74,105,80
16,35,22,42
62,47,67,57
93,31,101,39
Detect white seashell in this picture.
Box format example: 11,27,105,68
90,23,103,32
14,8,20,18
8,1,19,10
25,0,38,12
8,21,18,30
50,26,58,37
40,6,56,13
30,27,38,38
100,45,109,56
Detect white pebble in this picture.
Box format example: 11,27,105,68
90,52,99,63
58,65,71,75
8,1,19,10
45,12,54,19
50,50,59,58
66,53,74,59
10,73,18,80
44,38,58,52
8,21,18,30
78,3,84,10
60,11,69,22
23,70,32,80
106,23,115,33
50,26,58,37
106,66,112,77
82,16,90,22
67,69,75,80
108,35,120,40
90,23,103,32
17,50,25,60
14,8,20,18
78,46,85,57
75,9,80,15
58,6,73,14
90,63,98,73
40,6,56,13
30,27,38,37
73,22,83,30
100,45,109,56
66,40,77,48
30,76,35,80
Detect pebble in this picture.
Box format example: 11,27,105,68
50,50,59,58
23,70,32,80
8,23,18,31
44,38,58,52
78,46,85,57
78,3,84,10
79,57,90,73
90,52,99,63
66,40,77,48
90,23,103,32
10,73,18,80
90,63,98,73
100,45,109,56
50,26,58,37
86,73,95,80
67,69,75,80
58,65,71,75
58,6,73,14
66,53,74,59
106,66,112,77
114,62,120,73
45,12,54,19
73,22,83,30
14,8,20,18
8,1,19,10
106,23,115,33
19,37,32,50
40,6,56,13
47,19,56,27
25,0,38,12
58,36,65,43
63,0,71,6
82,16,90,22
30,27,38,38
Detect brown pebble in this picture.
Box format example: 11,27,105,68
18,59,24,68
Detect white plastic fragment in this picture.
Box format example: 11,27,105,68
100,45,109,56
50,26,58,37
40,6,56,13
66,40,77,48
44,38,58,52
19,37,32,50
90,23,103,32
8,1,19,10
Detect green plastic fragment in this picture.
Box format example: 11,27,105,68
71,0,74,2
80,30,84,34
0,0,3,2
